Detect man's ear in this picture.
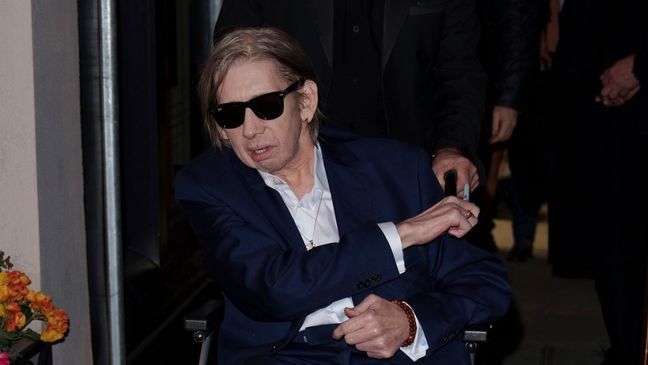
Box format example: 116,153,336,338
299,79,319,123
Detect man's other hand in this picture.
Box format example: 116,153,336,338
596,54,640,107
490,106,518,143
431,148,479,194
332,294,409,359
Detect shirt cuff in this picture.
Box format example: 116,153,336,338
400,301,429,361
377,222,405,274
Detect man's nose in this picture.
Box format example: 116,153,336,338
241,108,264,139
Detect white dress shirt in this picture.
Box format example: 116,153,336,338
258,145,428,360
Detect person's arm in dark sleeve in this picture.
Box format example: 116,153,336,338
406,237,511,357
429,0,486,160
493,0,538,111
488,0,538,143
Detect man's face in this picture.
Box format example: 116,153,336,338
216,59,316,175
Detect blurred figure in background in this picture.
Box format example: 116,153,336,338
548,1,647,363
214,0,485,195
504,0,555,262
468,0,538,254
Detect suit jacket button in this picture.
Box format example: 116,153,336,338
357,282,364,289
376,274,382,281
364,279,371,287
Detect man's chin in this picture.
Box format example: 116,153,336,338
254,160,279,174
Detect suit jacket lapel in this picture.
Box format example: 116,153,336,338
319,139,374,237
232,156,304,251
306,0,334,69
383,0,411,69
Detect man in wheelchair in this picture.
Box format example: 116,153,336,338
176,27,511,364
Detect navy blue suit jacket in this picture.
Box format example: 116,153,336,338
176,129,511,364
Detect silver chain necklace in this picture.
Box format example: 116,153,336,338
306,190,324,250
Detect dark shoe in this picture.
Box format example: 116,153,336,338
506,245,533,262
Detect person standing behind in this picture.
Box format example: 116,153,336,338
596,32,647,110
469,0,538,254
214,0,485,195
548,1,647,363
594,29,648,365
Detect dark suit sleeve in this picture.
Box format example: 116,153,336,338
407,238,511,356
176,171,402,322
492,0,538,111
429,0,486,157
405,149,511,358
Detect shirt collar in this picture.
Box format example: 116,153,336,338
258,144,329,196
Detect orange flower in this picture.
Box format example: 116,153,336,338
0,285,9,302
27,290,53,312
41,308,69,342
4,301,20,313
6,271,30,299
0,253,70,347
5,302,26,332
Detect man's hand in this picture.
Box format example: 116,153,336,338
396,196,479,248
332,294,409,359
596,54,641,107
539,31,553,71
490,106,518,143
431,148,479,195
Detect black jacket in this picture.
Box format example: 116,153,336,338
476,0,538,111
214,0,486,158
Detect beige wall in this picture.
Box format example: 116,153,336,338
0,0,42,288
0,1,93,364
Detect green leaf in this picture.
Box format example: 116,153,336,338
0,329,20,347
20,304,33,322
0,250,13,270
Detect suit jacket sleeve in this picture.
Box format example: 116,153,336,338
492,0,538,111
404,149,511,358
428,0,486,157
176,169,402,323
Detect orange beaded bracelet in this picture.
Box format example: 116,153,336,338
392,299,416,347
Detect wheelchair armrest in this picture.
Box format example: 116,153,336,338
462,324,493,353
184,299,224,342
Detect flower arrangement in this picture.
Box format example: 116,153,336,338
0,250,69,363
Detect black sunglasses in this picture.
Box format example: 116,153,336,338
209,78,305,129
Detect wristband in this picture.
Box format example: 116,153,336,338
392,299,416,347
